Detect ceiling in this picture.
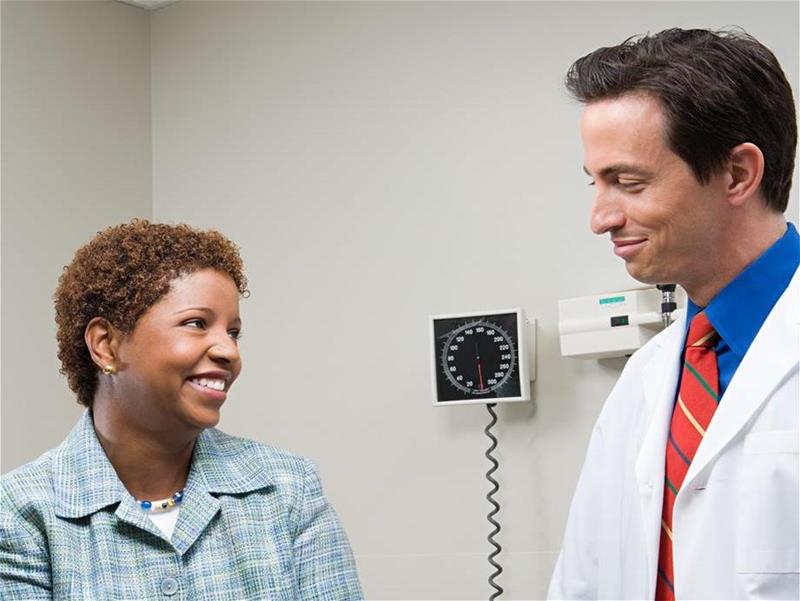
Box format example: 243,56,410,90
116,0,179,10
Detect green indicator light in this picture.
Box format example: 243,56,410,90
599,295,626,305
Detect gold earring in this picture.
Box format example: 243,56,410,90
103,365,115,375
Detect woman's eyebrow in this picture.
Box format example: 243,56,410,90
171,306,213,315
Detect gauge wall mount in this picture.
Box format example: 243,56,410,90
430,308,531,406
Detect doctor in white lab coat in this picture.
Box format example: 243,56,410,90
549,29,799,599
549,280,798,598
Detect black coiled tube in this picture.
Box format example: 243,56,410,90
485,403,503,600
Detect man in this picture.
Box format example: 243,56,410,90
549,29,798,599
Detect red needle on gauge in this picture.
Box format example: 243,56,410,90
475,342,485,390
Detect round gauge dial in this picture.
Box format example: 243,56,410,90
431,310,526,404
441,320,516,395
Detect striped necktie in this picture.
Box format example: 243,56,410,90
655,311,719,600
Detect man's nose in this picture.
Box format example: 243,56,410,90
590,190,626,235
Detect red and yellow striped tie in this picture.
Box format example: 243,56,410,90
655,311,719,600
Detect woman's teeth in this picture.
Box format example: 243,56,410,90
190,377,225,391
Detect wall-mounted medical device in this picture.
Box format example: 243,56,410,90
430,308,535,406
558,286,684,359
428,307,536,599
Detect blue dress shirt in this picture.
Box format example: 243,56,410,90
684,222,800,398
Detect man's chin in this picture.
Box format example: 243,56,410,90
625,262,662,285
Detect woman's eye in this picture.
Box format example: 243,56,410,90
184,318,205,329
228,329,242,341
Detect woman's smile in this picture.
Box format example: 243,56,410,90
186,370,233,403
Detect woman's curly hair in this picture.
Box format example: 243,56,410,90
54,219,248,407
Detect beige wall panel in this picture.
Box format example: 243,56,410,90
1,1,152,471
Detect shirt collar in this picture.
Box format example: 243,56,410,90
688,222,799,358
53,410,274,518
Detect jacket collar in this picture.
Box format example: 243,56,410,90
52,410,126,518
53,410,274,519
189,426,275,494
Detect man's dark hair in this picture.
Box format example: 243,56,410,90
565,28,796,212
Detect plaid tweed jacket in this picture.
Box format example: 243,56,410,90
0,411,363,600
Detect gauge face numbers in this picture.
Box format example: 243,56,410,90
433,312,522,403
442,321,515,394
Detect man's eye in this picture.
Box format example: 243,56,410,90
587,180,596,187
619,181,644,191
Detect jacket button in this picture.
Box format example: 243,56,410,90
160,576,179,596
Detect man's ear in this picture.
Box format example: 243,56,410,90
726,142,765,207
85,317,121,374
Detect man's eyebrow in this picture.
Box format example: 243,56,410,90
583,164,653,178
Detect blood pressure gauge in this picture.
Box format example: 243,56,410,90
430,309,531,406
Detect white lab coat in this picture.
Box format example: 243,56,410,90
549,268,799,600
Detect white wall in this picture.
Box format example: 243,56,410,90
2,1,797,599
1,1,152,472
149,2,798,599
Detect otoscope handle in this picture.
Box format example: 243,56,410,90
656,284,677,327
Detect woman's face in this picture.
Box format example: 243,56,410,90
112,268,242,434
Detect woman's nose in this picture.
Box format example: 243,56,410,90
209,333,240,365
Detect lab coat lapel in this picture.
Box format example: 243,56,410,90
635,312,686,590
684,269,800,487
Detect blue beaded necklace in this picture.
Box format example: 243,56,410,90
138,489,184,513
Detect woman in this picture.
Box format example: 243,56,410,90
0,220,363,600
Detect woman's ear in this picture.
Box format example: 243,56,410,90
85,317,120,375
726,142,765,207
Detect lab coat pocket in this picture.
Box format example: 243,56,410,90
736,430,799,575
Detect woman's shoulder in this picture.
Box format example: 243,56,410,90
1,448,58,526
